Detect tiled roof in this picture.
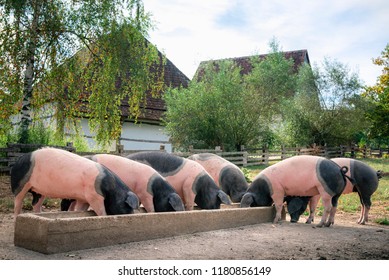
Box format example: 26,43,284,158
194,49,310,80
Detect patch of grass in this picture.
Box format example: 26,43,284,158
22,198,61,211
375,217,389,225
337,192,361,213
243,164,268,182
0,197,62,212
43,198,61,209
240,167,253,183
0,198,14,213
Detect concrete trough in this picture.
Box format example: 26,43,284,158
14,204,283,254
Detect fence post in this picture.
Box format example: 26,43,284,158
363,145,367,158
340,145,344,157
351,145,355,158
243,151,248,167
262,146,269,165
295,145,300,156
66,142,75,152
281,145,286,160
323,144,328,158
116,144,124,155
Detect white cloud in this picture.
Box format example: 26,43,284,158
144,0,388,85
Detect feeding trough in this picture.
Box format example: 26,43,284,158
14,204,284,254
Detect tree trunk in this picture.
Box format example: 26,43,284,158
19,0,41,143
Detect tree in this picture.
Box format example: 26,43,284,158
280,58,367,146
245,40,297,120
363,44,389,145
163,41,298,151
0,0,162,147
164,60,264,151
277,64,321,145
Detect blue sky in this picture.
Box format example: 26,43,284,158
143,0,388,87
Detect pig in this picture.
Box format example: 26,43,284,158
87,154,184,212
60,198,75,211
303,158,382,225
188,153,248,202
284,196,311,223
126,151,231,210
10,147,139,218
240,155,349,227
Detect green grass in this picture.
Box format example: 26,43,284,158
0,196,61,213
243,158,389,225
23,198,62,211
0,198,14,213
375,217,389,225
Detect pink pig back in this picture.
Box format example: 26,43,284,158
189,155,233,186
92,154,154,193
30,148,99,200
164,159,206,210
259,155,323,197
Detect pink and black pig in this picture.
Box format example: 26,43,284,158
284,196,311,223
303,158,382,225
240,155,349,227
126,151,231,210
10,147,139,218
88,154,184,212
188,153,248,203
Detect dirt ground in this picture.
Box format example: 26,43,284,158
1,175,388,260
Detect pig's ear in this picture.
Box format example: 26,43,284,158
218,190,232,205
125,192,139,209
240,193,254,208
287,197,304,214
169,193,185,211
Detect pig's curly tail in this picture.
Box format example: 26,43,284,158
340,166,356,186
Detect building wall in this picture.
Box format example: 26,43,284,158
120,121,172,152
79,119,172,152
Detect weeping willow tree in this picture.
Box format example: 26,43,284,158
40,22,165,148
0,0,164,147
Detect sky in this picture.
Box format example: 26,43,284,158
143,0,389,87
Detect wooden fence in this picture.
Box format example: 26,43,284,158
1,143,388,175
173,145,388,167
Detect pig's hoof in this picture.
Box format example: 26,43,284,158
324,222,333,227
305,220,312,224
316,223,324,228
